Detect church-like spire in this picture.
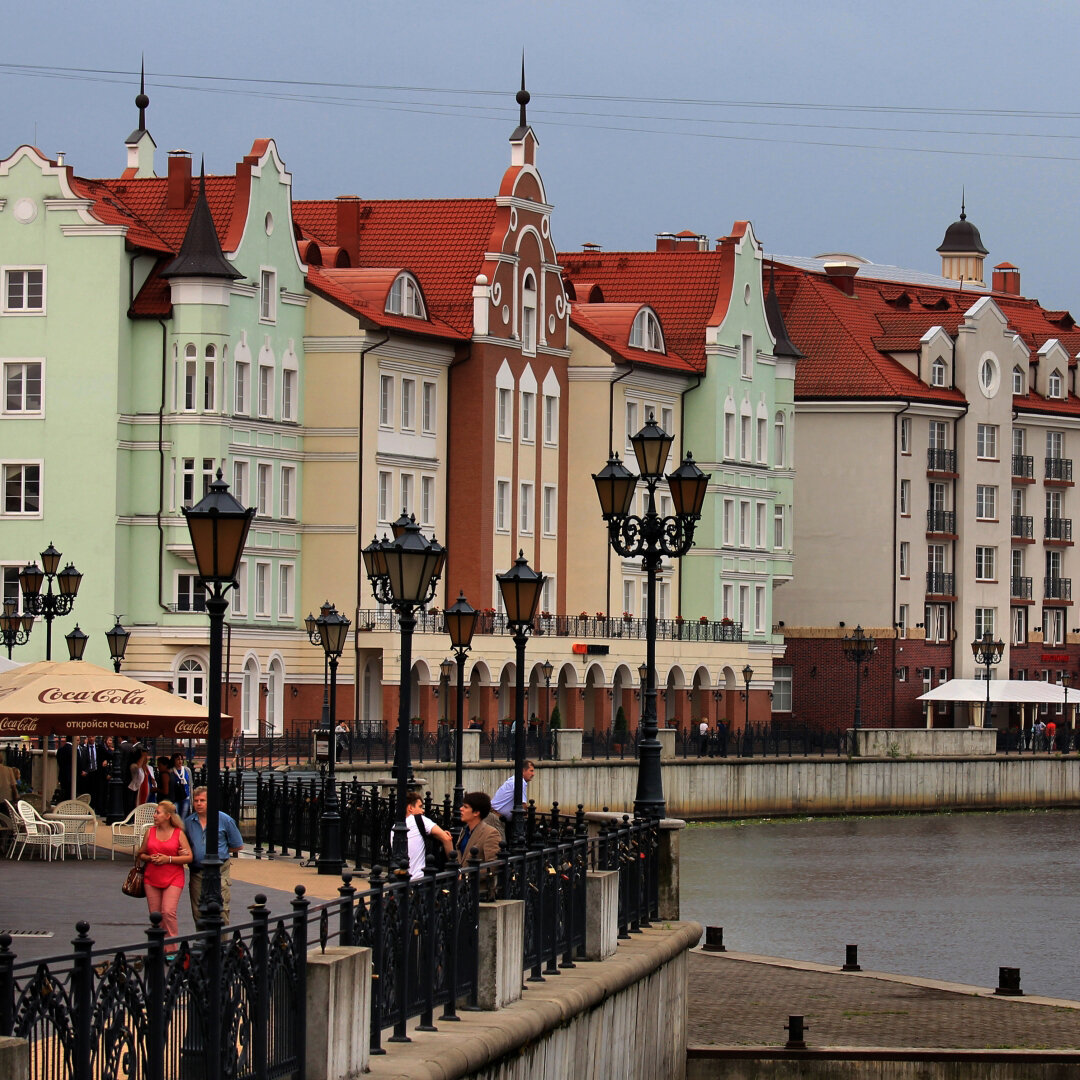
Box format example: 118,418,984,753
764,262,803,361
161,162,242,281
510,54,532,142
127,57,150,142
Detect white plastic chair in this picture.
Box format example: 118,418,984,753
110,803,156,860
51,799,98,860
15,799,64,861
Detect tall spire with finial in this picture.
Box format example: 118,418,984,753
509,53,537,163
124,55,157,177
960,186,966,221
517,53,529,129
136,56,149,133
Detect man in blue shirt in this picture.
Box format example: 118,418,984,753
185,786,244,925
490,760,535,838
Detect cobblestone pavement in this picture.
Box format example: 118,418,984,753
688,951,1080,1050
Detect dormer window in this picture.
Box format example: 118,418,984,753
387,273,425,318
1049,369,1063,398
930,357,947,387
630,307,664,352
521,272,537,354
1013,366,1025,395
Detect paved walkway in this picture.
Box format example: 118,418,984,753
689,950,1080,1050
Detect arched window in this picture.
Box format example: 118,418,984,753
930,357,947,387
630,308,664,352
242,657,260,735
266,658,283,736
1049,369,1063,398
387,273,425,318
774,412,786,468
183,343,198,411
176,657,205,705
521,271,537,354
204,344,216,411
1013,366,1025,395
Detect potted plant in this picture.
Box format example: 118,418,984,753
699,615,709,624
549,704,562,730
613,704,628,748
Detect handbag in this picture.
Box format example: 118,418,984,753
122,856,145,899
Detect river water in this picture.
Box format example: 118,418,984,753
681,809,1080,1000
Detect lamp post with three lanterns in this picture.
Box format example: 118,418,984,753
19,543,82,661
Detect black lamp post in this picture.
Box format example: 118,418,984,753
363,515,445,872
841,625,876,730
497,550,545,850
64,624,88,661
0,600,32,660
305,600,335,729
445,591,478,825
593,418,709,819
182,469,254,930
106,617,131,674
440,657,453,728
541,658,554,740
741,664,753,755
19,543,83,661
314,604,350,875
971,630,1005,728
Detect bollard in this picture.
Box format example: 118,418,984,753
784,1015,807,1049
995,966,1023,996
703,926,726,953
842,944,861,971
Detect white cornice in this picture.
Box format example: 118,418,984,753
59,225,129,238
117,440,171,452
299,452,356,462
567,367,623,382
280,291,308,307
293,524,357,534
231,282,257,297
375,452,442,469
44,197,95,212
302,427,359,437
303,337,363,353
495,195,555,215
797,400,965,417
537,344,571,359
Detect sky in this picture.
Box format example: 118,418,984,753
6,1,1080,308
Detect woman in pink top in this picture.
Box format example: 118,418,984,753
137,800,192,949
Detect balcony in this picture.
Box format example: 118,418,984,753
926,509,956,535
1011,514,1034,540
926,571,955,597
1045,456,1074,484
1044,576,1072,601
1044,516,1073,543
927,447,957,475
1011,453,1035,481
1010,575,1033,599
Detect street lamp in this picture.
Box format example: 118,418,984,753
593,417,709,819
363,515,445,871
841,625,876,730
497,550,545,849
106,617,131,673
183,469,254,929
971,631,1005,728
64,624,88,661
19,543,83,660
305,600,335,728
445,591,478,823
313,603,350,875
541,658,554,740
741,664,753,756
440,657,454,730
0,600,32,660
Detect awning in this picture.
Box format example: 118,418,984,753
918,679,1069,704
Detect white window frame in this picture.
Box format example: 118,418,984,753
756,417,768,464
400,377,415,431
203,345,217,412
234,360,250,415
630,308,664,352
755,502,766,548
899,541,910,578
977,423,998,460
774,412,786,466
899,416,911,454
1013,366,1024,395
0,461,41,517
400,472,414,517
2,266,46,315
739,500,750,547
544,394,558,446
521,272,537,355
974,606,996,640
722,584,734,620
380,374,394,429
254,561,271,618
724,409,735,460
3,360,44,416
175,573,207,614
259,268,277,323
520,390,534,443
723,499,734,546
625,401,639,451
976,484,997,520
740,334,753,378
420,475,434,526
231,560,248,617
257,462,273,518
975,546,996,582
387,273,425,318
930,357,947,387
282,367,297,422
422,381,436,434
1012,606,1027,646
258,363,274,419
754,586,766,632
900,479,910,516
181,457,196,509
773,504,785,549
497,387,512,440
520,482,533,535
378,471,392,523
495,480,510,532
543,484,557,536
1049,369,1063,398
897,604,908,638
772,665,792,711
278,563,294,620
183,345,197,412
280,465,296,520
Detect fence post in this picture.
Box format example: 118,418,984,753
440,866,461,1023
0,934,13,1037
144,912,166,1080
249,894,269,1080
368,866,386,1056
338,874,356,945
71,921,94,1080
418,870,438,1031
290,886,309,1075
253,772,265,857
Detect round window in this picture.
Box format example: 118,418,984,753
979,355,1000,398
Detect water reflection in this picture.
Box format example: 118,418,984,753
681,810,1080,999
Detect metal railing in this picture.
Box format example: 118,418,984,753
1044,576,1072,600
1045,456,1074,483
927,447,956,473
1044,516,1073,542
926,509,956,534
1011,514,1033,540
926,571,955,596
1010,575,1033,599
1011,453,1034,480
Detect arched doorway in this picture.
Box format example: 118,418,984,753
266,657,284,736
176,656,206,705
242,657,260,735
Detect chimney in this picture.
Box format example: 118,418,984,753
673,230,707,252
823,260,860,296
167,151,192,210
992,262,1021,295
655,232,676,253
336,195,363,264
581,241,602,253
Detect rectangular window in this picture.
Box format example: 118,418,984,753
739,501,749,546
203,354,216,412
1047,430,1064,458
657,580,670,621
234,361,249,415
496,481,510,532
258,365,273,419
928,421,947,450
625,401,639,450
522,301,535,353
723,584,734,621
421,476,434,526
756,502,766,548
1012,606,1027,646
623,580,635,617
278,564,294,620
259,269,277,322
521,391,534,442
544,395,558,445
900,417,911,454
739,585,750,626
422,382,436,433
899,541,910,578
201,458,215,499
740,414,751,460
773,505,785,549
280,466,296,519
1013,427,1026,456
754,586,765,632
974,606,996,640
231,561,248,617
498,387,512,439
176,574,206,613
773,665,792,711
740,334,753,378
542,576,555,616
661,406,674,435
723,499,734,545
976,485,997,520
3,268,44,313
401,378,415,430
400,473,413,517
897,604,908,638
900,479,910,516
184,357,197,411
1,565,22,613
897,666,908,682
181,458,195,508
1044,608,1065,646
282,369,297,422
757,417,768,464
724,412,735,459
257,463,272,517
977,423,998,459
255,562,270,617
3,361,42,414
380,375,394,428
378,471,391,522
975,546,996,581
2,462,40,515
520,482,533,534
543,485,557,535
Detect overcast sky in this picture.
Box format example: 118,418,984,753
6,1,1080,308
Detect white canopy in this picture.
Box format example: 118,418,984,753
918,679,1070,704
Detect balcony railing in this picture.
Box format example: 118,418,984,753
1044,516,1073,542
1012,453,1035,480
1011,514,1034,540
1044,576,1072,600
1045,456,1074,482
926,571,955,595
927,447,957,473
1010,575,1033,599
926,509,956,534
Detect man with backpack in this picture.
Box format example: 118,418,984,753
396,791,453,880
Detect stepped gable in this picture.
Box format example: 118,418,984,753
558,249,735,373
570,302,696,373
293,198,498,337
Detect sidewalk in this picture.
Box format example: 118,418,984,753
688,950,1080,1050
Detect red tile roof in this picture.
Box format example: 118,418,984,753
570,303,697,374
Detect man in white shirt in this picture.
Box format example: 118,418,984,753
490,760,535,838
392,791,453,881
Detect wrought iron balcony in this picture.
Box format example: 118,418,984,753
926,571,955,596
1044,576,1072,600
1044,516,1073,542
1011,453,1034,480
926,509,956,534
1011,514,1034,540
1045,456,1073,483
1010,575,1032,599
927,447,957,473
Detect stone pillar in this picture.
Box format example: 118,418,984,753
657,818,685,921
566,690,584,730
476,899,524,1009
657,729,676,760
461,728,481,763
584,870,619,960
554,728,583,760
0,1037,28,1080
305,945,371,1080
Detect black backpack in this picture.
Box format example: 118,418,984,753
414,813,448,871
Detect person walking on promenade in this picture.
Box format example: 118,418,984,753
136,800,192,951
698,720,710,757
185,786,244,925
170,754,193,820
128,745,149,812
394,791,453,881
490,760,535,839
1047,719,1057,752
